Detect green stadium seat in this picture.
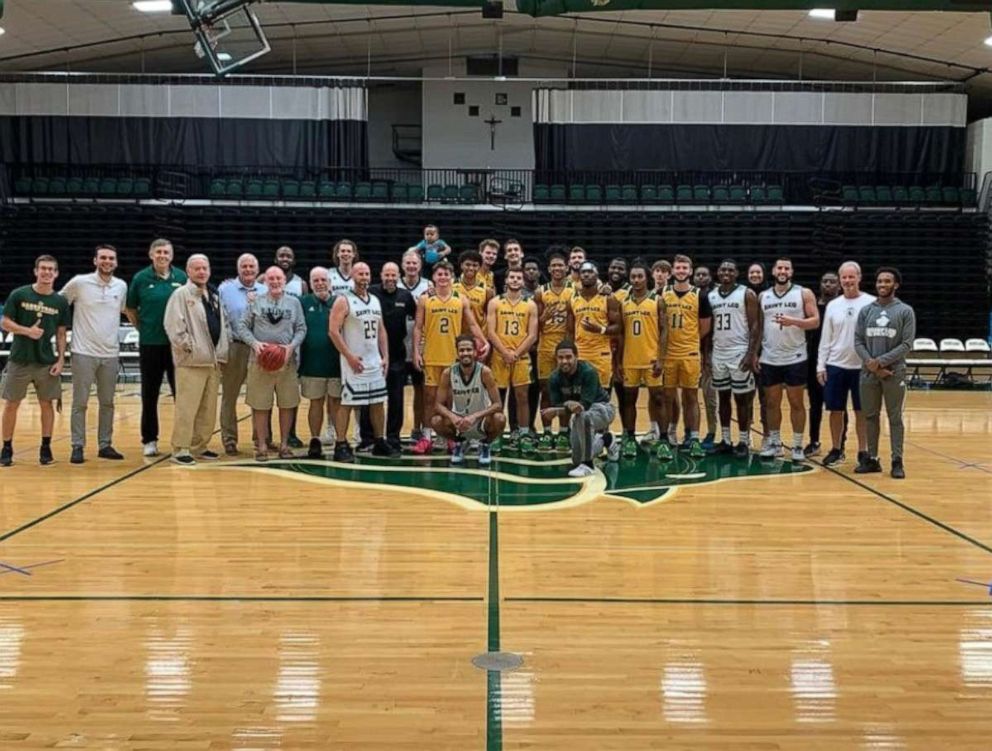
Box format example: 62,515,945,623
711,185,729,203
354,181,372,200
282,180,300,198
407,184,425,202
640,185,658,202
924,186,942,203
47,177,67,195
226,178,244,198
693,184,710,202
459,184,479,203
533,184,550,202
841,185,859,203
317,181,335,199
549,184,566,201
116,177,134,196
391,183,409,202
961,187,977,206
875,185,893,204
858,186,877,204
209,178,227,198
30,177,50,195
728,185,747,202
245,178,264,199
750,185,767,203
443,185,460,202
82,177,100,196
14,176,32,194
891,185,909,203
427,184,444,202
371,182,389,201
605,184,622,202
676,184,692,202
568,185,585,202
261,179,280,198
65,177,84,195
334,182,353,200
585,185,603,202
657,185,674,203
621,184,638,202
908,186,926,203
98,177,117,195
941,186,960,204
133,177,151,197
299,181,317,198
766,185,784,203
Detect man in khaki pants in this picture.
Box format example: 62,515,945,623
164,254,229,466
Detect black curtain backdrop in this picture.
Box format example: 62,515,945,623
0,116,368,169
534,124,965,174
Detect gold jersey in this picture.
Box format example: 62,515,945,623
423,291,463,366
570,292,611,357
493,294,532,351
454,279,488,329
478,268,495,290
613,285,631,304
622,291,660,368
537,283,575,352
662,286,702,358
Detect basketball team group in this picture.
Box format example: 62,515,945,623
0,225,916,479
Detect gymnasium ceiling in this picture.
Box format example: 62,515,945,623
2,0,992,111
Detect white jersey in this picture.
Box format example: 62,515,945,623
708,284,750,353
818,292,876,371
285,273,306,298
329,268,356,296
760,284,808,365
450,362,491,416
401,276,431,362
341,290,383,372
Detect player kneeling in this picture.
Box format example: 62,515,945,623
431,335,505,465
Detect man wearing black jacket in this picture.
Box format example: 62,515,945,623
361,262,416,452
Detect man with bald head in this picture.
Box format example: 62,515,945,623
298,266,341,458
218,253,266,454
363,261,417,451
164,254,229,465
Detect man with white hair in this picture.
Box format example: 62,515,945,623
816,261,875,467
164,254,229,465
218,253,266,455
298,266,340,458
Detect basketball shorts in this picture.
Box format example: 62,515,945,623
491,355,530,388
537,348,559,380
458,416,488,442
622,366,663,389
760,360,807,388
712,348,755,394
578,349,613,387
663,355,701,390
404,361,425,388
341,367,388,406
423,365,446,388
824,365,862,411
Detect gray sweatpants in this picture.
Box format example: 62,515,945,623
859,369,907,460
71,353,119,449
569,402,616,465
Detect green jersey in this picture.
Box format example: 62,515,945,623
3,285,70,365
298,293,340,378
126,265,187,346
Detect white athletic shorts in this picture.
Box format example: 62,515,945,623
712,347,755,395
341,367,388,406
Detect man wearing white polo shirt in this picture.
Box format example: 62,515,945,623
60,244,129,464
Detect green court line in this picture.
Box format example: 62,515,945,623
505,596,991,607
0,594,483,603
486,509,503,751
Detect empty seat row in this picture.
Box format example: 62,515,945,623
207,177,480,203
13,175,152,198
533,183,785,204
840,185,976,206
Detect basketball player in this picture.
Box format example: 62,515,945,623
276,246,308,297
412,260,488,455
605,258,630,300
431,335,505,466
758,257,820,461
494,239,525,292
454,250,493,332
651,259,672,292
617,261,669,460
486,268,539,452
534,251,575,451
566,261,621,390
478,238,500,291
707,260,760,457
401,249,431,443
329,239,358,296
644,258,674,444
328,261,395,463
660,254,712,458
568,246,587,286
694,264,718,451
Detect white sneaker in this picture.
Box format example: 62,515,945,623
320,425,336,445
143,441,158,457
759,435,770,453
759,441,781,459
606,437,621,463
568,464,596,478
791,446,806,462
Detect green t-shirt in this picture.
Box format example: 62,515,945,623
126,265,187,346
549,360,609,409
3,285,71,365
298,293,340,378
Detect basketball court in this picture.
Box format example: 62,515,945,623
0,388,989,748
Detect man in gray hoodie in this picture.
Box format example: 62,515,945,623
854,267,916,479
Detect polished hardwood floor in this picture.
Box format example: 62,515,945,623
0,386,990,749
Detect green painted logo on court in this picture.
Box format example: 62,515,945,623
215,449,813,511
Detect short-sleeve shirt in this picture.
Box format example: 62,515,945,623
60,273,127,358
126,265,187,346
298,293,340,379
3,285,71,365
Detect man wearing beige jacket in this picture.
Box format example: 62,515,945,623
164,254,229,466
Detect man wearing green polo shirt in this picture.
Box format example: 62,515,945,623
298,266,341,458
1,255,71,467
125,238,187,457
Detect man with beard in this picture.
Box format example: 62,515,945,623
486,268,539,452
478,238,500,291
707,260,760,457
758,257,820,461
522,257,543,298
566,261,622,392
431,335,504,466
400,249,431,444
276,245,308,298
534,251,575,451
693,264,719,451
660,254,712,458
806,270,841,458
568,246,588,287
298,267,340,459
329,239,358,296
854,267,915,479
604,258,630,300
617,262,669,460
453,250,493,333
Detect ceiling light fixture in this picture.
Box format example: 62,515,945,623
985,35,992,47
808,9,836,20
133,1,174,12
217,52,233,61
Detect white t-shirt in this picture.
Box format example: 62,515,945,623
817,292,876,371
60,273,127,358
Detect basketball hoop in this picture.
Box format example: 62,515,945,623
177,0,270,76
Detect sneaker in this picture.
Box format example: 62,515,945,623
518,434,536,453
171,452,196,466
688,439,705,459
507,430,520,446
39,443,54,466
854,456,882,474
714,441,734,455
537,433,554,452
857,450,869,466
356,441,375,455
490,437,503,454
478,442,492,466
307,438,323,459
621,435,638,458
287,434,304,449
568,463,596,478
759,442,782,459
606,437,621,463
224,441,239,457
372,438,396,457
451,441,465,464
803,441,821,458
822,448,845,467
890,459,906,479
70,446,84,464
97,446,125,460
0,445,12,467
759,435,770,454
333,443,355,463
386,436,404,454
411,436,433,455
655,440,674,461
790,446,806,462
320,425,336,446
701,434,716,453
640,425,660,447
143,441,159,457
196,450,220,461
555,432,571,452
733,441,750,459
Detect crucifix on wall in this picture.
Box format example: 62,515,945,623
484,113,502,151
